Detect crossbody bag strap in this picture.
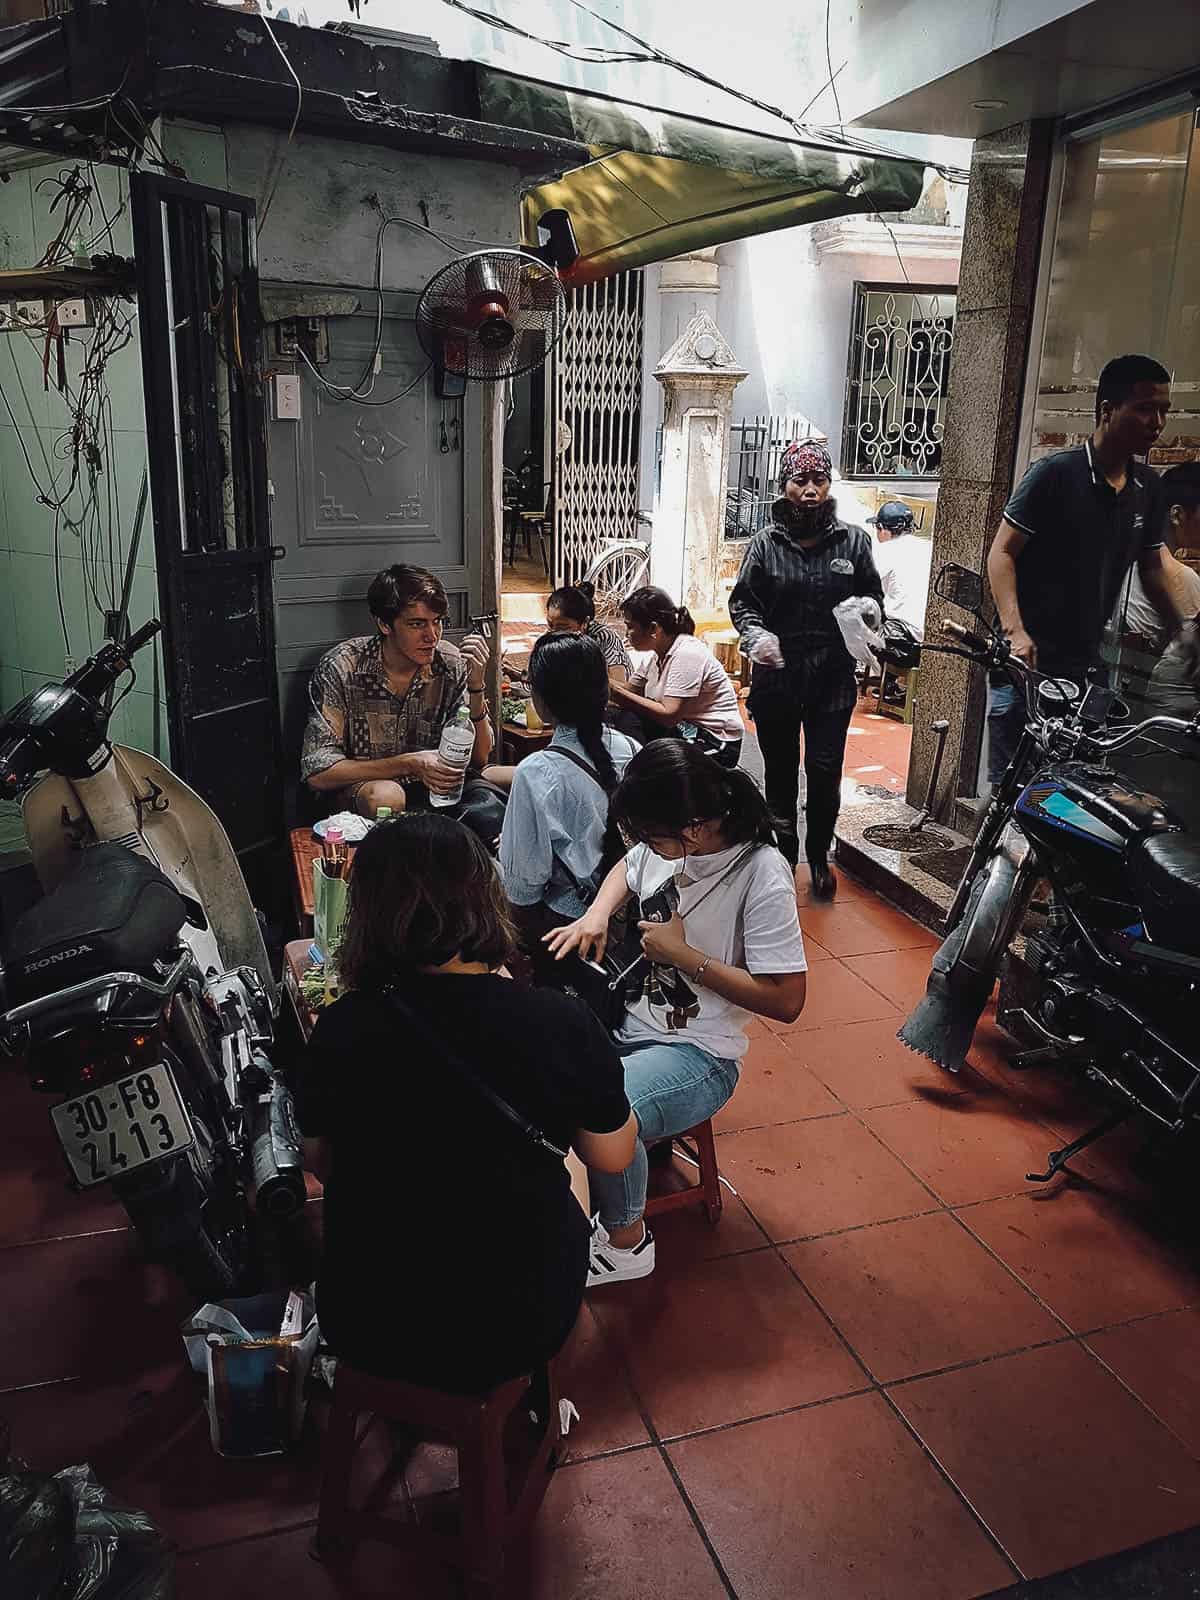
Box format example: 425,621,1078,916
384,991,568,1161
541,744,617,901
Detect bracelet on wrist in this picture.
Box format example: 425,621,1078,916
470,711,489,724
693,954,713,986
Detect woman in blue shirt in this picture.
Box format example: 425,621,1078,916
500,632,639,961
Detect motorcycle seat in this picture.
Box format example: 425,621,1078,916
6,843,186,1006
1133,834,1200,954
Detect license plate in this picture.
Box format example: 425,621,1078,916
51,1062,195,1187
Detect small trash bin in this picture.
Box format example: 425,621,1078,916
181,1290,319,1459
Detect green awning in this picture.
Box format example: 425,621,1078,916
477,70,927,285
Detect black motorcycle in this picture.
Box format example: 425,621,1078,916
0,623,305,1297
900,565,1200,1180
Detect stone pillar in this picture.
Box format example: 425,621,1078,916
906,119,1056,819
651,311,747,611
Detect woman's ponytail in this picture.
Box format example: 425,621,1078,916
675,605,696,636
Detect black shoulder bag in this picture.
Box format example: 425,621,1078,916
384,989,567,1162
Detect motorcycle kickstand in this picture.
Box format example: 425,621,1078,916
1026,1108,1131,1184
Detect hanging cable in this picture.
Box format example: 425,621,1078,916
296,346,433,407
256,13,304,231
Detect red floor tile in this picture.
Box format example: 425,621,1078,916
966,1009,1107,1138
553,1304,651,1462
791,1016,982,1110
764,959,901,1034
801,931,836,962
713,1029,843,1132
669,1392,1013,1600
590,1249,865,1437
891,1341,1200,1580
1086,1309,1200,1460
799,900,939,958
785,1212,1065,1383
957,1186,1200,1332
1,1358,327,1552
508,1449,730,1600
717,1116,937,1242
842,947,937,1012
176,1522,457,1600
644,1188,769,1268
796,872,874,907
0,1231,190,1391
861,1098,1065,1208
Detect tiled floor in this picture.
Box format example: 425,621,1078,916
7,833,1200,1594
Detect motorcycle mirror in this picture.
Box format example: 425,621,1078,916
934,564,985,614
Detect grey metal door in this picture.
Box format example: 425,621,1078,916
267,293,473,801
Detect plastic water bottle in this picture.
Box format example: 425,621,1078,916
374,806,393,823
429,705,475,808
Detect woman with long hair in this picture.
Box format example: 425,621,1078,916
608,586,744,768
544,581,632,687
296,813,636,1392
499,632,639,956
545,741,807,1285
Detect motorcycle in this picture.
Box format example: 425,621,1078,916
0,621,306,1297
899,564,1200,1181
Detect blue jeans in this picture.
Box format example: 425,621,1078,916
589,1040,739,1230
986,681,1024,785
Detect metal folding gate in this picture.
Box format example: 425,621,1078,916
553,270,645,586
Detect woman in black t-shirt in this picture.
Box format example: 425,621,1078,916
296,814,635,1394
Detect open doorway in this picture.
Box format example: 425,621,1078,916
502,367,552,625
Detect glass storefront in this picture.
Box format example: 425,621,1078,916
1026,102,1200,473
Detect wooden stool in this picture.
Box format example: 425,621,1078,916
644,1119,723,1225
314,1360,561,1596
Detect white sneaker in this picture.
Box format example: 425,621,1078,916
587,1217,655,1286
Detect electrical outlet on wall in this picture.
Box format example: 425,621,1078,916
55,298,91,328
15,301,44,326
274,372,302,421
0,304,17,331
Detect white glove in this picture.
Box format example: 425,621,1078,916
746,631,785,669
833,596,885,671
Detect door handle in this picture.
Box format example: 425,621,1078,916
269,546,287,561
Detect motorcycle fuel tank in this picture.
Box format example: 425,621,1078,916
1015,763,1178,876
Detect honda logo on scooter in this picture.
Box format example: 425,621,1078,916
24,943,94,972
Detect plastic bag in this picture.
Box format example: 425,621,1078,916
181,1289,320,1458
833,595,885,671
0,1425,172,1600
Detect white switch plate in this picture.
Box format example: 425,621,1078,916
274,372,301,420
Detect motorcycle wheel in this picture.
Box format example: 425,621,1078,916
122,1187,256,1302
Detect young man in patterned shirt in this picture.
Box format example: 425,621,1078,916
301,564,504,845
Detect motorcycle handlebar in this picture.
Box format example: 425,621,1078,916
940,618,992,653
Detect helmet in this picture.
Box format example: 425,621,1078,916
879,617,922,670
871,501,916,533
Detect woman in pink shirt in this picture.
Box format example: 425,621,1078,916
609,587,743,769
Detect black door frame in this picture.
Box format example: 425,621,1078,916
131,173,285,911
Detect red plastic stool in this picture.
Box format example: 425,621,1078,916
314,1359,561,1597
644,1119,723,1225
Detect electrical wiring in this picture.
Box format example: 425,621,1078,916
823,0,844,131
257,12,304,231
444,0,970,184
296,344,433,407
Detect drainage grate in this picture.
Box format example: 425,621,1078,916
861,824,955,854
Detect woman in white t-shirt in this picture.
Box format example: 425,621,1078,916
608,587,744,768
545,740,807,1284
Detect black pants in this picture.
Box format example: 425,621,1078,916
750,676,854,868
614,710,742,769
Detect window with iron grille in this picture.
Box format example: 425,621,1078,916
843,284,956,479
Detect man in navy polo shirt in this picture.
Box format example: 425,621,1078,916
985,354,1199,781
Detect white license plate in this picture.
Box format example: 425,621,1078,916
51,1062,195,1187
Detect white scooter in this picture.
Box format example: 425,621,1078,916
0,621,303,1297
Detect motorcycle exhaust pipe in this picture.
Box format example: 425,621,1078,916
246,1060,307,1220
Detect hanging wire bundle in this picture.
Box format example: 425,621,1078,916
0,165,140,659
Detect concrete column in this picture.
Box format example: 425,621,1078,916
651,311,747,611
906,119,1056,820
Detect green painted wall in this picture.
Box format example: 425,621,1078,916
0,160,168,856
